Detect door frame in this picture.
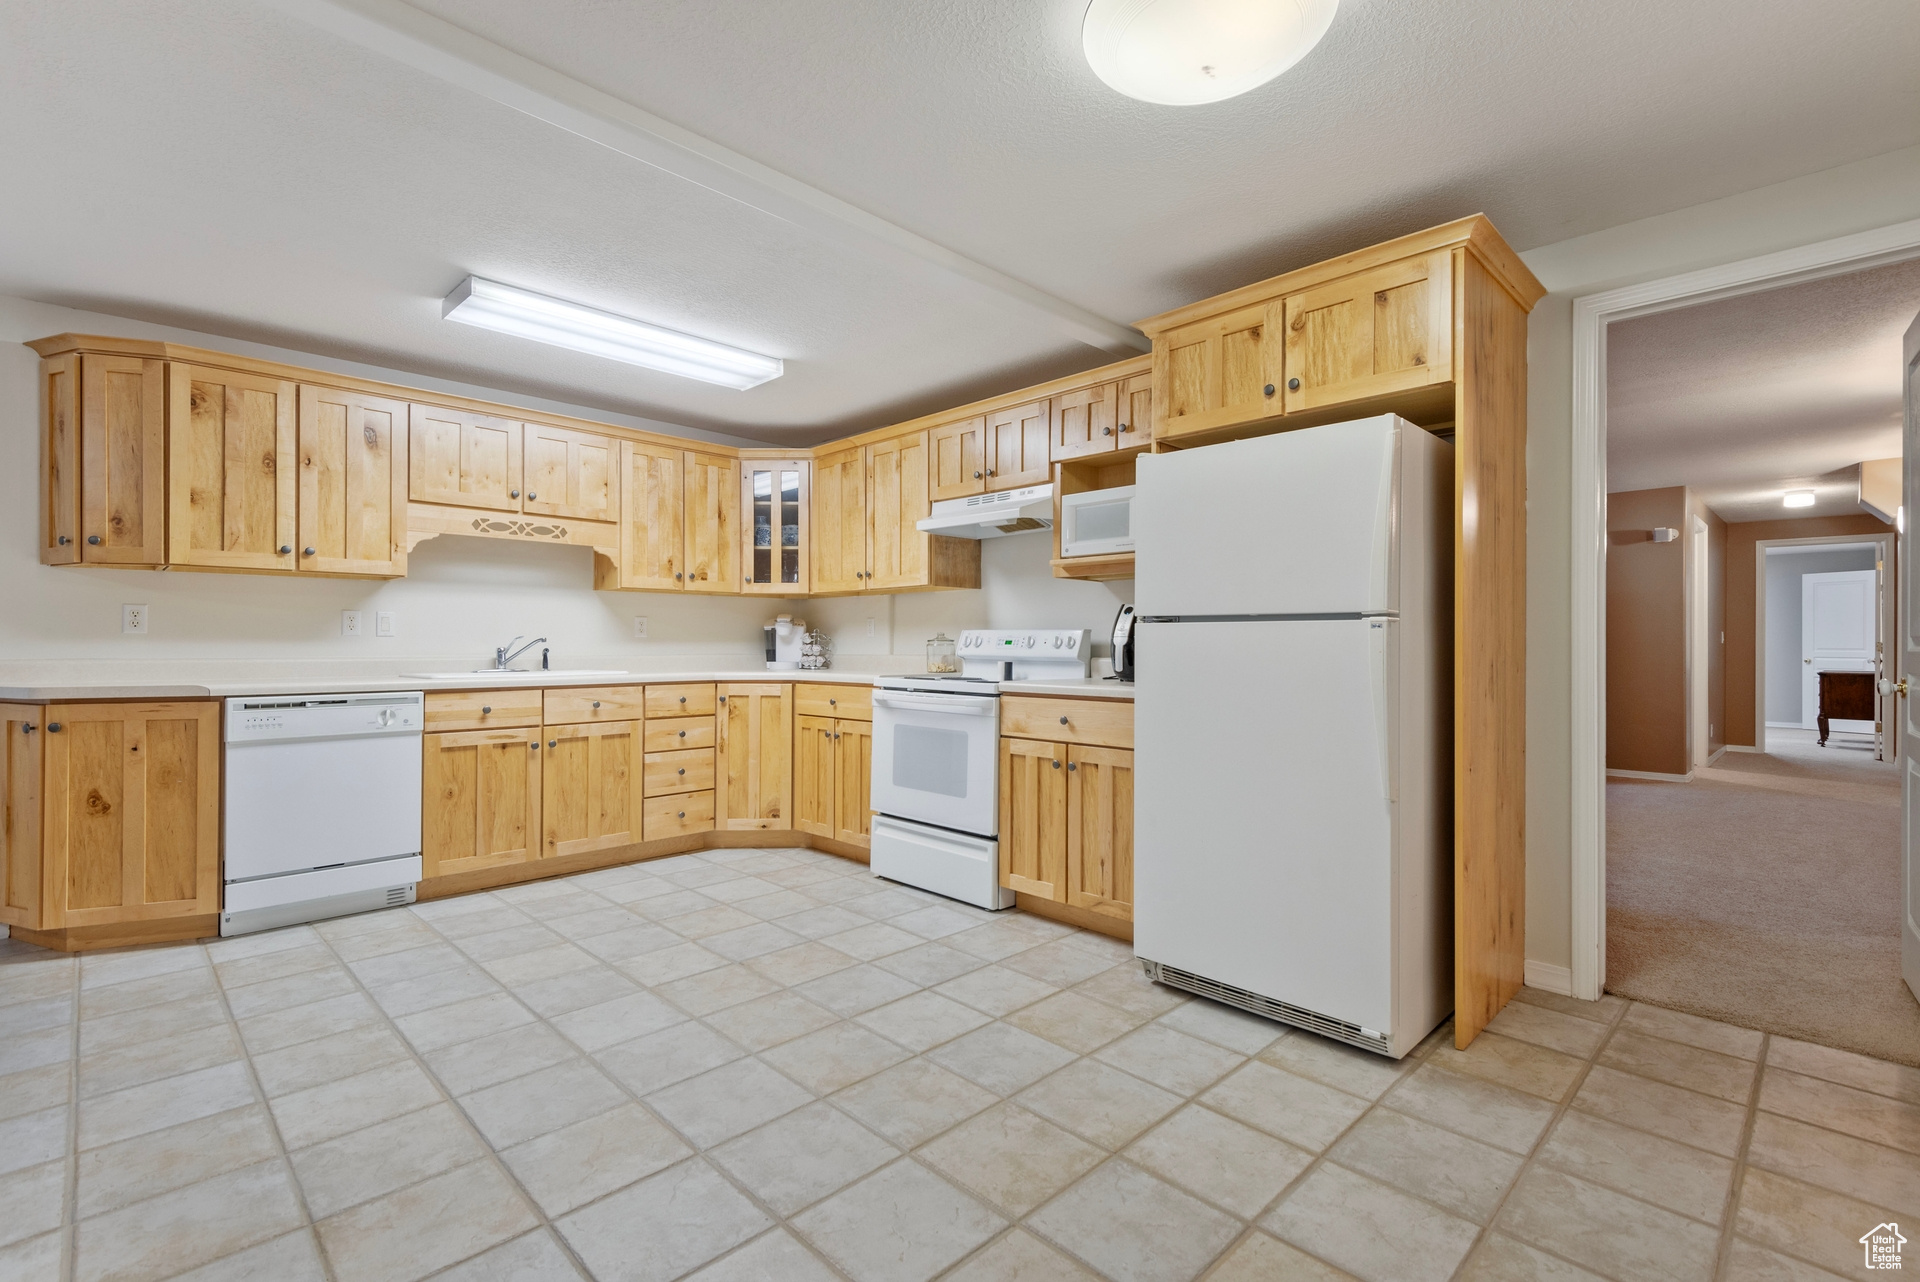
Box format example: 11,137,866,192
1689,515,1711,769
1754,536,1891,742
1569,215,1920,1001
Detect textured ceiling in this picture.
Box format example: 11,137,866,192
3,0,1917,445
1607,257,1920,524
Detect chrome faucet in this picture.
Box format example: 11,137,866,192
493,636,548,671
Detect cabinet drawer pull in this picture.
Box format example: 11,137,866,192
677,810,686,819
677,768,686,776
678,730,687,738
829,698,837,706
1059,716,1069,725
592,700,601,709
1288,378,1301,390
481,705,492,714
87,535,101,545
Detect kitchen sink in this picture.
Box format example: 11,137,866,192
396,669,631,680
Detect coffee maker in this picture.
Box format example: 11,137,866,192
1110,603,1136,682
764,615,806,670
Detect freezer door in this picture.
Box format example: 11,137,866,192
1135,416,1399,617
1134,619,1396,1033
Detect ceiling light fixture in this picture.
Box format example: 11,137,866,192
442,277,783,390
1783,489,1816,508
1082,0,1337,106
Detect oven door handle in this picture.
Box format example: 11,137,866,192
873,693,997,715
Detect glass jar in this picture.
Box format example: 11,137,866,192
926,633,958,673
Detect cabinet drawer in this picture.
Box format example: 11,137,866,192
796,684,872,721
645,684,716,718
1000,696,1133,749
645,790,715,840
544,686,646,725
644,716,715,752
644,748,715,796
424,690,543,732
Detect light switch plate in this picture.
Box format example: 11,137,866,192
375,611,395,637
341,610,364,638
122,604,148,635
633,616,648,639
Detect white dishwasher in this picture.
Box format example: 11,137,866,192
222,692,424,936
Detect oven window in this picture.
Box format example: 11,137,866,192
893,725,970,797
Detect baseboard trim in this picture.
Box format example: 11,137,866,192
1606,767,1694,782
1524,960,1574,995
1722,744,1763,754
1764,721,1808,730
1704,745,1727,767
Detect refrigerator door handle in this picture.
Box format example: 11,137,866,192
1369,618,1395,803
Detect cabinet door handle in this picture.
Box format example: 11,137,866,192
986,469,996,477
1101,427,1112,436
1288,378,1301,390
48,723,63,733
719,696,727,703
303,547,316,557
1264,384,1276,397
549,740,557,748
57,536,70,546
526,492,537,500
1068,762,1078,771
510,489,520,498
278,545,291,555
531,742,539,750
87,535,101,545
973,471,982,479
21,723,36,735
1051,758,1060,769
676,572,683,580
1120,423,1133,433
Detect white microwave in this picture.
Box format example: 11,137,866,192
1059,485,1135,558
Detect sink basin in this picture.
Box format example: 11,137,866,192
397,669,630,680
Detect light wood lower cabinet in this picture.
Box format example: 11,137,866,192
795,715,872,849
998,697,1135,923
40,703,221,929
999,737,1067,899
2,706,46,928
716,684,792,830
1064,744,1133,922
542,721,642,859
422,726,542,879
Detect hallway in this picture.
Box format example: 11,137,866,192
1607,729,1920,1065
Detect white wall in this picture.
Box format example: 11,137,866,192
0,295,1127,674
1519,142,1920,971
1764,546,1877,725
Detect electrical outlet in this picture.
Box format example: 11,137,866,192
122,604,148,635
633,616,648,639
866,617,876,638
341,610,365,638
375,611,395,637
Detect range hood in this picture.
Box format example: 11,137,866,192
916,483,1053,539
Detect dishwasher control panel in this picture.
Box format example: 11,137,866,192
225,692,425,744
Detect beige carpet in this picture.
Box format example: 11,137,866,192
1606,727,1920,1066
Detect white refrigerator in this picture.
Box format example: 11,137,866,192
1132,415,1453,1058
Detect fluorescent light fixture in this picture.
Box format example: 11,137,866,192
1782,489,1816,508
442,276,782,390
1083,0,1337,106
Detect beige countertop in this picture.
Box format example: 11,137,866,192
0,662,1136,703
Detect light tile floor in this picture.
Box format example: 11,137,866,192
2,846,1916,1281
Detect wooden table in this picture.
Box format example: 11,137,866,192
1816,670,1877,746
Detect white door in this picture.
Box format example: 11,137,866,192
1901,306,1920,1001
1802,569,1877,730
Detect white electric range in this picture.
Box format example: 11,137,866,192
870,628,1091,909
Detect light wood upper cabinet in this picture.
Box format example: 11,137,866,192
1283,251,1453,412
716,684,791,830
66,355,167,566
619,442,685,591
422,726,541,881
1065,744,1133,921
408,405,521,511
986,400,1050,490
523,424,618,523
542,720,642,859
741,459,809,595
1,706,46,930
297,385,408,577
40,702,220,928
684,451,740,593
812,446,867,594
40,355,80,564
930,415,986,501
1153,300,1285,441
1000,736,1067,900
1051,382,1118,462
1116,371,1153,447
168,364,297,571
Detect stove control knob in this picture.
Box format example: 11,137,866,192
1052,636,1063,648
1066,636,1077,649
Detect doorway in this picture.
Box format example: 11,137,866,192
1756,537,1889,755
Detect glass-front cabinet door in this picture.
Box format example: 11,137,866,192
741,458,809,595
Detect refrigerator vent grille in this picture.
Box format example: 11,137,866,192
1143,960,1391,1056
